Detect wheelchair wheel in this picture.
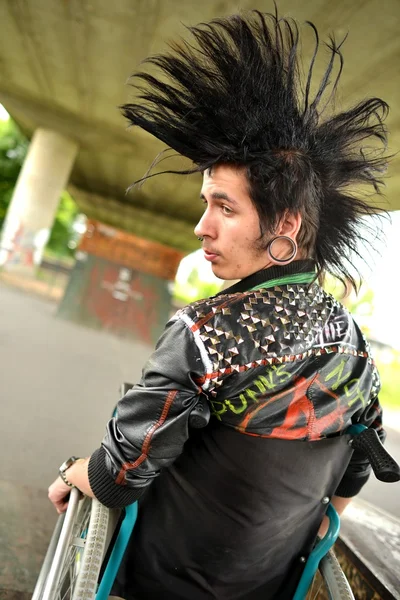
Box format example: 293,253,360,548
319,549,354,599
306,549,354,600
36,489,116,600
67,496,110,600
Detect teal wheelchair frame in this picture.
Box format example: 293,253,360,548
33,391,400,600
84,499,340,600
32,490,349,600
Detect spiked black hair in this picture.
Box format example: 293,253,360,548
121,10,390,289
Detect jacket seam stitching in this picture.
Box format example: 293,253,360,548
179,312,212,391
115,389,178,485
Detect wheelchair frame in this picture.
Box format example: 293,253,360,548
33,488,353,600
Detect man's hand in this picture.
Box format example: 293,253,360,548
48,457,94,513
48,476,74,514
318,495,353,537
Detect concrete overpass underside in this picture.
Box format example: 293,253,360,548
0,0,399,254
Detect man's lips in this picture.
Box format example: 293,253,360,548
203,249,220,261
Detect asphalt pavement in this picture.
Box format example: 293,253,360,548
0,282,153,489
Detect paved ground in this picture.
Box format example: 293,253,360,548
0,281,153,488
0,281,399,596
0,281,153,597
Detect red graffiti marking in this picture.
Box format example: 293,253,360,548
85,263,159,345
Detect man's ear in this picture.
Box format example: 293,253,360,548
275,210,302,240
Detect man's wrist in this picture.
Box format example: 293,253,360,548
59,456,84,488
59,469,74,487
64,457,93,497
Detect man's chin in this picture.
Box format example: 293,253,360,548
210,265,225,280
211,265,237,282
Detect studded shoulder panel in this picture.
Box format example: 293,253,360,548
178,283,370,396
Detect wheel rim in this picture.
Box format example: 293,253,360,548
53,498,92,600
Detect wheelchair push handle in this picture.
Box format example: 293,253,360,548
188,395,210,428
350,427,400,483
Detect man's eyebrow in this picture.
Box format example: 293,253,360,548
199,191,238,204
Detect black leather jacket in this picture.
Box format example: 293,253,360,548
88,260,384,599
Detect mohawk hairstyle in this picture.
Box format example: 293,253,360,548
121,10,390,289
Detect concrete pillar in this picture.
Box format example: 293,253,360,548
0,128,78,275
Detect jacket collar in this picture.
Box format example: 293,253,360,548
217,260,316,295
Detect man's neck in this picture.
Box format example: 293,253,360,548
218,259,316,295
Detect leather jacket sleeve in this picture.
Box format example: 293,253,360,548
88,316,206,508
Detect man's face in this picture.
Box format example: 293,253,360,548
195,164,268,280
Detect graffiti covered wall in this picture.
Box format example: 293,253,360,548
57,220,184,344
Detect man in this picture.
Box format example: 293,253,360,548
49,10,388,599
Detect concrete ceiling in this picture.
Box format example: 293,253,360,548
0,0,399,252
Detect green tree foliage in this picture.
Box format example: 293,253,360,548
0,114,78,258
173,265,221,305
0,118,28,227
46,190,78,258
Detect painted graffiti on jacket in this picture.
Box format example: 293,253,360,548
185,283,378,441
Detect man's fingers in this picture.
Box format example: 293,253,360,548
48,477,72,513
56,502,69,514
52,497,69,514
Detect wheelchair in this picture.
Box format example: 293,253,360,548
33,385,400,600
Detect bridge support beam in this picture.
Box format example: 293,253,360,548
0,128,78,275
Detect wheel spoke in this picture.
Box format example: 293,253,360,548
312,583,323,600
59,545,74,594
306,573,323,600
54,498,91,599
44,498,110,600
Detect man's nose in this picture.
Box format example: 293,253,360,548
194,208,215,239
